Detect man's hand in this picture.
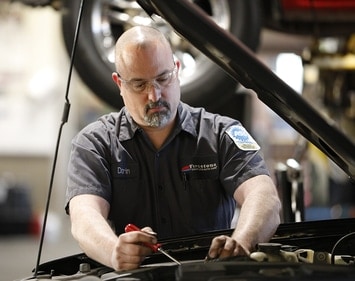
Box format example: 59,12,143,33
110,227,157,271
206,235,250,261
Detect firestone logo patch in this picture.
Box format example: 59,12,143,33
181,163,217,173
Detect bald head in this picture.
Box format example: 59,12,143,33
111,26,181,131
114,26,173,74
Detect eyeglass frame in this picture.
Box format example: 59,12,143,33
116,64,178,94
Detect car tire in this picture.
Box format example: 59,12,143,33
61,0,262,110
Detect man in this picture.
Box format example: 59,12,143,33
66,26,281,271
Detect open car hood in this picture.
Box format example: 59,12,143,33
137,0,355,180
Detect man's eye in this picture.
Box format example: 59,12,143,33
157,74,170,83
132,81,146,90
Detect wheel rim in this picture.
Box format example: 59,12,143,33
89,0,232,88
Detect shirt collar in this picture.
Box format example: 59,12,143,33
176,102,198,137
118,108,140,141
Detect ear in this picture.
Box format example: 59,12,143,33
174,60,181,82
112,72,122,87
175,60,181,72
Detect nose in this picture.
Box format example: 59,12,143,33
146,82,162,102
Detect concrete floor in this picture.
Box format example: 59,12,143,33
0,218,81,281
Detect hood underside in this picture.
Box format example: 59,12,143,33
137,0,355,180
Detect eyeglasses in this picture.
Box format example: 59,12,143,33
117,65,178,93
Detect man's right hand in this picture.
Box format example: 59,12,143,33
110,227,158,271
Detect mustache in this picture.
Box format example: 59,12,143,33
145,100,170,112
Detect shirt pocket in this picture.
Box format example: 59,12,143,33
180,156,232,231
180,155,219,184
111,161,142,206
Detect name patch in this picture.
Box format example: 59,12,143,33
113,162,138,179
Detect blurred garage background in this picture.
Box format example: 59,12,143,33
0,1,354,280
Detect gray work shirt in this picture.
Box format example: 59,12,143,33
66,102,270,239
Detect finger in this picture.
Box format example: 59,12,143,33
117,233,154,260
233,243,250,256
123,230,157,245
113,251,146,271
111,241,146,271
218,238,237,259
141,226,157,236
207,235,228,259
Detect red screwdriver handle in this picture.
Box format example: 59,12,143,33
125,224,161,252
125,223,141,232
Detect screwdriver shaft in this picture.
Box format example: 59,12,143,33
158,248,181,265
